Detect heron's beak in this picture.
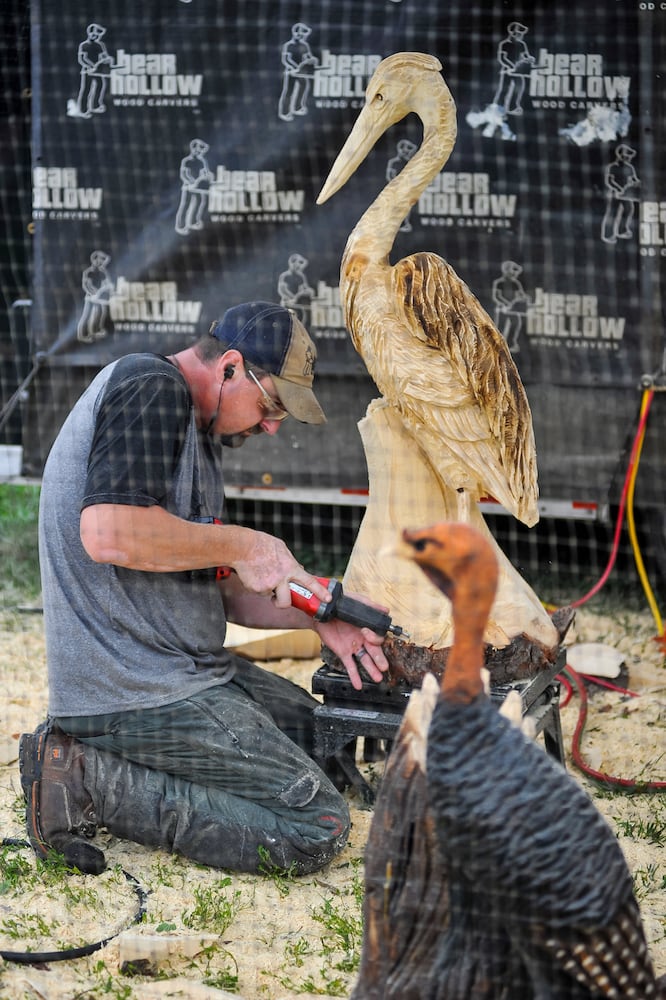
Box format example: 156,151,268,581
317,102,392,204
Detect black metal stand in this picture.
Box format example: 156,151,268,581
312,650,566,803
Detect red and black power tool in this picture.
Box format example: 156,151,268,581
288,578,409,639
198,518,408,638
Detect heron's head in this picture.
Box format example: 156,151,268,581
317,51,453,205
363,53,443,126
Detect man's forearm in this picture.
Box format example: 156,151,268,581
221,575,315,630
80,503,255,573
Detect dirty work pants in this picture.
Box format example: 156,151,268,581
55,657,350,874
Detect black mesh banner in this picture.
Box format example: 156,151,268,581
26,0,666,500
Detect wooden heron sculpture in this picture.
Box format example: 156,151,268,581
318,53,558,653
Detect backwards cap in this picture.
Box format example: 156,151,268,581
209,301,326,424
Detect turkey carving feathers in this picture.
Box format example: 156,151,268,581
402,521,664,998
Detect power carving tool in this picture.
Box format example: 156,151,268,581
288,577,409,639
198,521,408,637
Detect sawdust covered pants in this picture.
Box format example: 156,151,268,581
55,658,350,874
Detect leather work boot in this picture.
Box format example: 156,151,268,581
19,720,106,874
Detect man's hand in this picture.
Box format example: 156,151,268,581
313,618,389,691
229,529,331,607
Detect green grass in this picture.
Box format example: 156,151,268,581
181,878,246,934
614,797,666,846
0,483,41,601
270,862,365,996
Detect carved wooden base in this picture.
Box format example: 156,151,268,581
343,401,560,652
323,605,574,689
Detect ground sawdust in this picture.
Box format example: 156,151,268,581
0,605,664,998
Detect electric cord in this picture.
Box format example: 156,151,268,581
552,389,665,791
0,838,147,964
625,389,664,644
568,388,661,632
557,666,666,793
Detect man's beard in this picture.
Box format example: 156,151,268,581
221,424,263,448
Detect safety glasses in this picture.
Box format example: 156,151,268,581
247,369,289,421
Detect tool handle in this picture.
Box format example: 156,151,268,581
288,578,340,618
289,578,406,637
334,594,394,636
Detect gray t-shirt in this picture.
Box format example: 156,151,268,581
40,354,234,717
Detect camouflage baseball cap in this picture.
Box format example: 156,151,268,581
209,301,326,424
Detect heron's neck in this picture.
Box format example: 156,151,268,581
346,105,456,265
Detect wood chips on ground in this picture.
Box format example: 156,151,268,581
0,603,664,998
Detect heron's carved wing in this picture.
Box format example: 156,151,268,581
392,252,539,524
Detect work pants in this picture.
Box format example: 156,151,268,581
55,657,350,874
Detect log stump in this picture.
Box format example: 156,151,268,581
323,605,575,689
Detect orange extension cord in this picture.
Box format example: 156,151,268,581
554,388,665,792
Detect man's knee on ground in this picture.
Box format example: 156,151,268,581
280,806,351,875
